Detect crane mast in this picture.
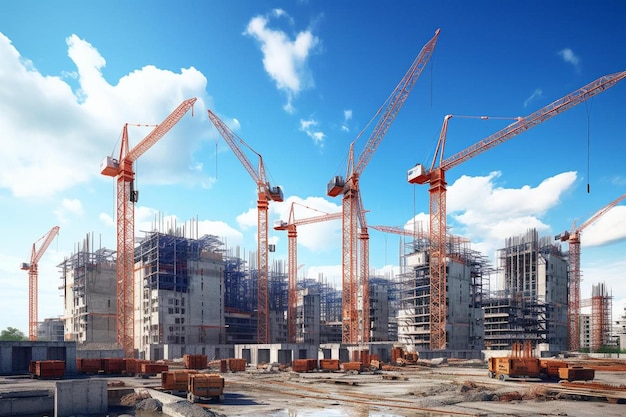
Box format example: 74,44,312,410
274,203,341,342
22,226,60,341
327,29,440,344
208,110,284,344
408,71,626,350
101,98,197,357
555,191,626,351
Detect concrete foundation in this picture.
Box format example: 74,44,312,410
0,341,77,375
234,342,396,366
55,379,107,417
0,388,53,416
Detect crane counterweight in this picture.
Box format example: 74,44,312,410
100,156,120,177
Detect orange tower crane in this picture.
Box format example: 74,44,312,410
327,29,440,344
555,191,626,351
22,226,60,341
274,202,341,342
208,110,284,344
408,71,626,350
101,98,197,357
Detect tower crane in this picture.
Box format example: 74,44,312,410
21,226,60,341
208,110,284,344
327,29,440,344
408,71,626,350
274,202,341,342
555,191,626,351
101,98,197,357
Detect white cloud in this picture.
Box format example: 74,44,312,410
54,198,84,223
0,33,213,199
558,48,581,72
581,259,626,322
580,206,626,247
99,212,114,227
408,171,578,261
236,207,258,230
341,109,352,132
133,206,244,247
307,264,342,288
523,88,543,108
245,10,319,112
272,196,342,252
299,118,325,146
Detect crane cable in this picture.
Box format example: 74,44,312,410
585,99,593,193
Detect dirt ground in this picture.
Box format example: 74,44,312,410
163,359,626,417
3,359,626,417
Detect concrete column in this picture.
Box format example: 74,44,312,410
0,345,12,374
64,343,77,374
55,379,107,417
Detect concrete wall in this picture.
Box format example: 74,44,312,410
0,341,77,375
55,379,107,417
235,343,320,366
0,388,53,416
161,343,234,360
233,342,397,366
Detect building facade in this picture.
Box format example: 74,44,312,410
59,234,117,344
483,229,568,354
134,232,225,360
397,234,488,354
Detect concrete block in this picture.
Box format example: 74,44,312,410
55,379,107,417
0,390,53,416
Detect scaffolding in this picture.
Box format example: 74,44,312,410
58,233,116,343
136,226,224,293
223,246,254,313
134,217,226,349
398,221,490,351
591,282,612,352
484,229,567,351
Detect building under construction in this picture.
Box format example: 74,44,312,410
397,224,491,356
58,233,117,344
133,226,225,360
483,229,568,354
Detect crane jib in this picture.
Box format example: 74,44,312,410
440,71,626,172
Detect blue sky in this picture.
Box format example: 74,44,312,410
1,1,625,335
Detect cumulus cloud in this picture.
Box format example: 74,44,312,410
299,118,325,146
579,206,626,247
244,9,319,113
558,48,581,72
272,195,342,252
99,212,114,227
134,206,243,247
0,33,213,198
54,198,84,223
406,171,578,261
